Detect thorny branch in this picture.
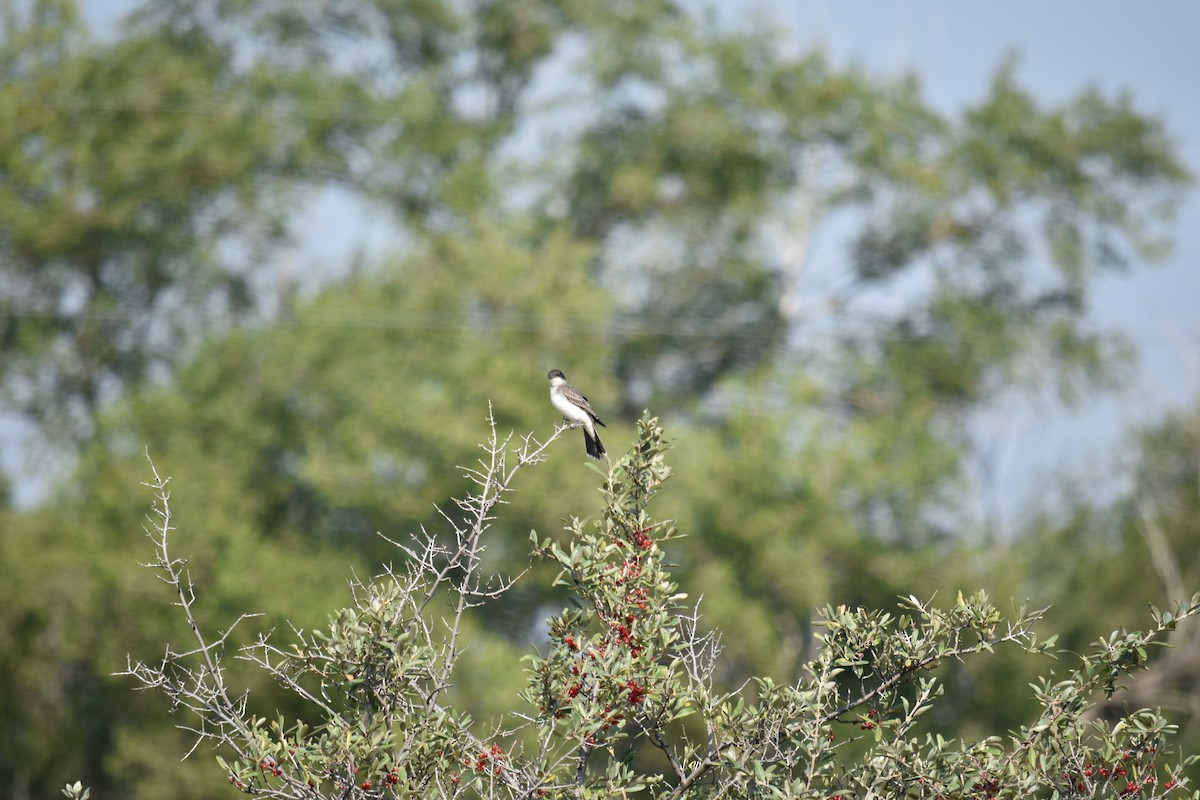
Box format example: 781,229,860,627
121,410,569,799
118,453,260,761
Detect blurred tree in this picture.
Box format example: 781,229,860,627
0,227,615,797
0,0,712,468
3,0,1188,453
555,42,1189,418
552,40,1192,686
128,0,688,226
1017,398,1200,751
93,222,612,562
0,0,359,446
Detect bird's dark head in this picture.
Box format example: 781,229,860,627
547,369,565,381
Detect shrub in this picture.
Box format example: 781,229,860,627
122,412,1200,798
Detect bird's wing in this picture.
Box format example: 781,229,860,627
563,384,600,419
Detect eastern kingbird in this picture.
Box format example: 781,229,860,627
548,369,606,460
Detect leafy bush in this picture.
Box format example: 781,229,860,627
122,414,1200,798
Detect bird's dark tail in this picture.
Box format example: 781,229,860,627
584,429,606,460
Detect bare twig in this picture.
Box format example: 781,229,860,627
117,451,257,761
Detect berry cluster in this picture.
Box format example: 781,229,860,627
896,745,1183,800
1060,745,1179,797
554,636,652,717
463,743,505,776
540,516,665,735
971,776,1001,798
630,526,654,550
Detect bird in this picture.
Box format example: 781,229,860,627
547,369,606,460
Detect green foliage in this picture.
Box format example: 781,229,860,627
1015,398,1200,740
91,224,610,564
123,417,1200,798
0,0,340,442
524,415,690,793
